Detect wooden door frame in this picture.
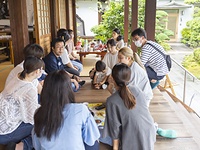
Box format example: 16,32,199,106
167,13,179,42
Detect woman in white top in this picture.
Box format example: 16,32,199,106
0,56,44,150
118,47,153,106
102,39,118,70
112,28,124,50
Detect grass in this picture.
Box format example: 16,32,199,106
182,54,200,79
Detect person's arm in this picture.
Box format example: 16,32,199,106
99,75,108,86
93,74,98,84
113,139,119,150
37,83,42,95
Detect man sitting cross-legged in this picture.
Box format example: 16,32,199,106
43,37,85,92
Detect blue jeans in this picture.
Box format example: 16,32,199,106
0,122,33,150
71,60,83,72
84,141,99,150
71,82,80,92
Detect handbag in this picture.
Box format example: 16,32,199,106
146,43,172,71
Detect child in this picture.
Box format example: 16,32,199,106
92,60,111,89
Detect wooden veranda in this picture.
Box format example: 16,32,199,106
75,77,200,150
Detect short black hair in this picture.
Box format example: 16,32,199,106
95,60,106,72
107,39,116,47
113,28,120,34
23,44,44,59
51,37,65,48
57,29,71,42
131,28,147,38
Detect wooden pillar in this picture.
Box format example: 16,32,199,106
8,0,29,66
50,0,57,39
124,0,129,43
144,0,156,41
66,0,70,29
131,0,138,52
72,0,77,45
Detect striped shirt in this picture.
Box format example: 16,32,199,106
141,41,169,76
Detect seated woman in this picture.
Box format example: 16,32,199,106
0,56,44,150
112,28,124,50
102,63,156,150
102,39,118,70
32,70,100,150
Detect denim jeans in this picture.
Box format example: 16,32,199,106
84,140,99,150
145,65,165,81
0,122,33,150
71,60,83,72
71,82,80,92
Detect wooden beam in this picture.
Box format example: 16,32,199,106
123,0,129,43
144,0,156,41
72,0,77,45
8,0,29,66
131,0,138,52
66,0,70,29
50,0,57,39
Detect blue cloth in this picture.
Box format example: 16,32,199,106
71,60,83,72
32,104,100,150
0,122,33,150
43,51,65,74
145,65,165,81
43,51,80,92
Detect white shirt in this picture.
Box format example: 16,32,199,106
102,51,118,69
129,62,153,106
95,67,111,83
5,61,39,87
60,48,70,65
0,76,40,134
116,39,124,50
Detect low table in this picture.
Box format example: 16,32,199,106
77,51,107,62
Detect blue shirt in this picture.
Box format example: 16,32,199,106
32,104,100,150
43,51,65,74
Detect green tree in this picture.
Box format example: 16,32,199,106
91,1,173,50
182,0,200,47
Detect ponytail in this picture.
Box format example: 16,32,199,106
119,85,136,109
19,70,26,79
112,63,136,109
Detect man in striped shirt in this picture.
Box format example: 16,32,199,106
131,28,169,89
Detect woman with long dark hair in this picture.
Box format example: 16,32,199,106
102,63,156,150
32,70,100,150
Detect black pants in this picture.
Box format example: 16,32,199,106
64,66,80,76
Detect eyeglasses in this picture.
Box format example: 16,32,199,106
55,46,65,49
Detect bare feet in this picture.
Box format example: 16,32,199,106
15,142,23,150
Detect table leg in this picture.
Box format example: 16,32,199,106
79,54,83,62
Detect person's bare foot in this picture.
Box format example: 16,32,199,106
15,142,23,150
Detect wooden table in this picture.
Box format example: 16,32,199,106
0,35,13,64
77,51,107,62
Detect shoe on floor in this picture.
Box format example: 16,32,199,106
79,80,85,86
157,128,177,139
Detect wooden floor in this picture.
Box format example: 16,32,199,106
1,54,200,149
75,77,200,150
